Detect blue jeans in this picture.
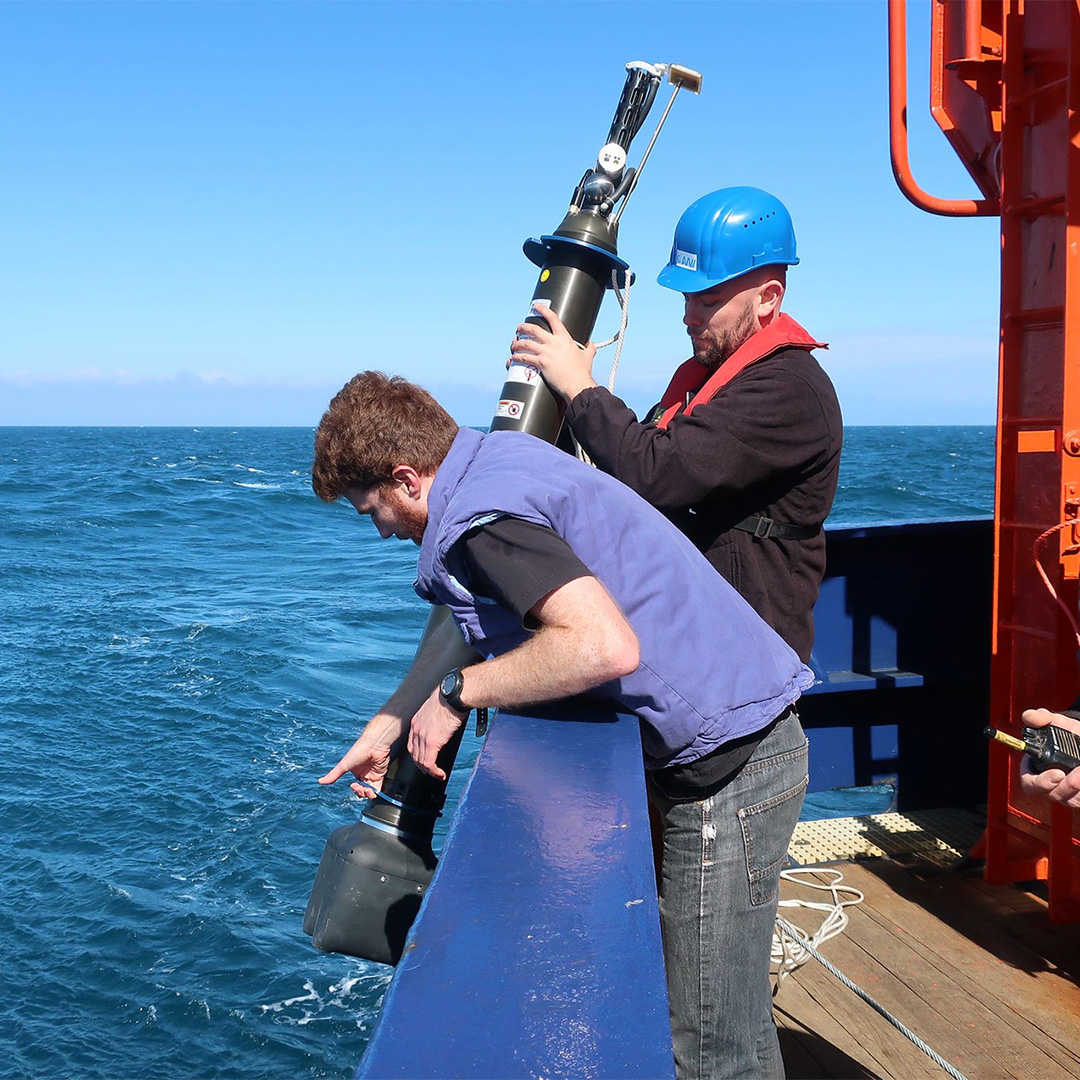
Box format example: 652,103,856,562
647,708,808,1080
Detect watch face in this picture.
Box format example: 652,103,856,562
441,672,458,697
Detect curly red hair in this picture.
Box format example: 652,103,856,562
312,372,458,501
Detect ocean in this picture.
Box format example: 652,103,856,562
0,425,995,1080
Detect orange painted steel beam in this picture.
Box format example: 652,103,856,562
984,0,1080,921
892,0,1080,921
931,0,1003,200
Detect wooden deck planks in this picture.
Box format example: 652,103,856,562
775,977,878,1079
775,858,1080,1080
854,861,1080,1075
776,950,942,1079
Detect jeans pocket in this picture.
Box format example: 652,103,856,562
737,772,808,906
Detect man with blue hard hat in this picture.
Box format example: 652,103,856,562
515,186,842,666
514,186,841,1080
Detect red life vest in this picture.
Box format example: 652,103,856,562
654,313,828,430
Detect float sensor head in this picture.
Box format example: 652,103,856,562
667,64,703,93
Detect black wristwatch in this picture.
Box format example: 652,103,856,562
439,668,469,715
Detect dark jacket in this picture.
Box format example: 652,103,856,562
565,344,843,663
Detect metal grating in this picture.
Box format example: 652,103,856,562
788,808,985,867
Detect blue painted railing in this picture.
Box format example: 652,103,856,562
357,702,675,1080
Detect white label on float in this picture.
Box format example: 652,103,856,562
495,398,525,419
674,249,698,271
506,363,541,386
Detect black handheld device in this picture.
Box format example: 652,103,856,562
984,724,1080,773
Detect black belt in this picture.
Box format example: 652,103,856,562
734,515,821,541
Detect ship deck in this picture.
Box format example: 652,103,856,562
776,812,1080,1080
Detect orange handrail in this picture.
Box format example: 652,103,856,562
888,0,1000,216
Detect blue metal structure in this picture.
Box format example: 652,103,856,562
356,702,674,1080
801,518,993,808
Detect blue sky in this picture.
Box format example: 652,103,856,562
0,1,1000,427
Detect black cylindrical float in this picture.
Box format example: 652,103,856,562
303,722,466,965
493,209,629,442
306,59,671,967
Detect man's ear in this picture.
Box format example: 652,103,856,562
390,463,424,499
756,277,785,324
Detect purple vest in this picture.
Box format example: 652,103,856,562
415,428,812,770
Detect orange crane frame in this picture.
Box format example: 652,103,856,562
889,0,1080,921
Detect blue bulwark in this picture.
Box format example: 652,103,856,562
797,518,993,806
356,704,675,1080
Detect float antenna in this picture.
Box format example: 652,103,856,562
611,63,703,226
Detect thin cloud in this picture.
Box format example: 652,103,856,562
0,368,344,389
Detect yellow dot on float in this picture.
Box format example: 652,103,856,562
540,269,550,282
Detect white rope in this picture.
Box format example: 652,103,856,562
572,432,594,466
772,870,971,1080
771,868,864,983
574,268,632,466
592,268,632,392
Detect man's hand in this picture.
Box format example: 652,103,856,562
318,713,407,800
407,687,467,782
1019,708,1080,809
317,607,480,800
511,304,599,404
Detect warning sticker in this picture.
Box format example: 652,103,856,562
505,363,541,386
495,399,525,420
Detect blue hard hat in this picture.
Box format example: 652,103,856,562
657,186,799,293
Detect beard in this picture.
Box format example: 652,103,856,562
381,485,428,544
691,301,757,370
397,503,428,544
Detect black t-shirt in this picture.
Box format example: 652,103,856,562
452,516,590,626
649,715,782,803
450,514,771,799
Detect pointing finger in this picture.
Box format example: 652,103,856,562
318,763,346,785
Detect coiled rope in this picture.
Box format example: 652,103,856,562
771,868,863,982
